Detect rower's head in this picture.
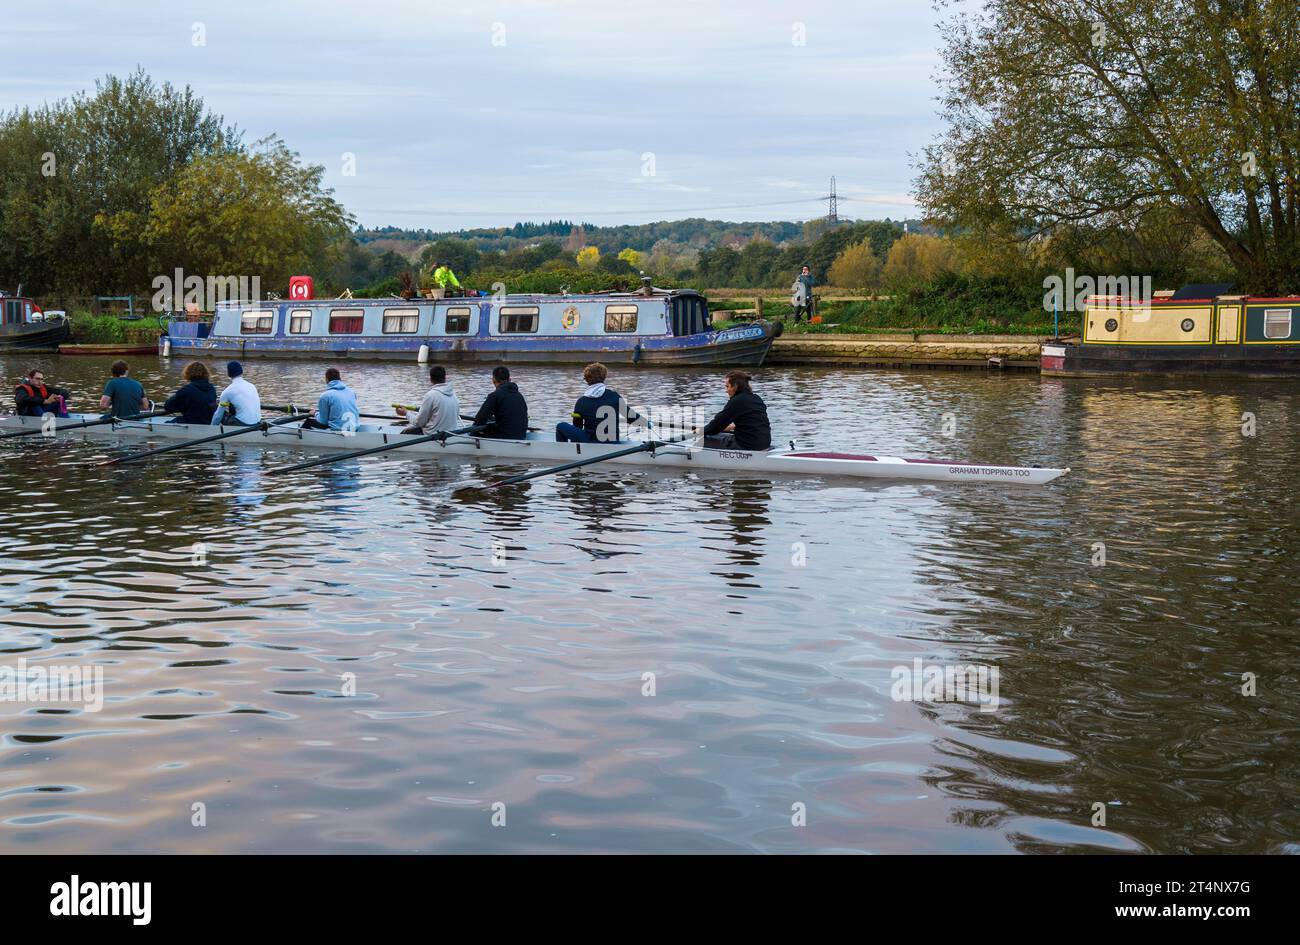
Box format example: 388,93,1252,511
110,360,129,377
325,367,341,383
429,366,447,384
492,365,510,388
226,361,243,378
725,371,753,397
26,368,45,385
583,363,607,385
182,362,209,382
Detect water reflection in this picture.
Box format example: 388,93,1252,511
0,355,1296,853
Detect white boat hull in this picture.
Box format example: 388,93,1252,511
0,414,1069,485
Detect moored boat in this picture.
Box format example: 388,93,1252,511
0,294,70,350
159,283,780,366
0,412,1069,485
59,343,159,356
1041,289,1300,378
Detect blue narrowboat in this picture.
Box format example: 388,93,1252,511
160,285,780,366
1041,289,1300,377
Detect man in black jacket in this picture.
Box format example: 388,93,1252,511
473,366,529,439
702,371,771,450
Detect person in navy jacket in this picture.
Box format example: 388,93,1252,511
555,363,642,444
162,361,218,424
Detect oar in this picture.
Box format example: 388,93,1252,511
266,404,401,421
0,410,170,440
455,411,541,433
97,413,308,467
266,423,491,476
483,433,696,489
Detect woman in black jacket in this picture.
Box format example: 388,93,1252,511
702,371,771,451
163,362,219,424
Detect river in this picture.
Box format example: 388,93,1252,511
0,353,1296,853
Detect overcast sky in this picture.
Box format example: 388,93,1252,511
3,0,945,231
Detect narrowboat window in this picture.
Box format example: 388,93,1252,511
605,304,639,333
1263,309,1292,339
329,308,365,334
382,308,419,334
445,306,472,333
289,309,313,334
499,306,539,333
240,310,274,334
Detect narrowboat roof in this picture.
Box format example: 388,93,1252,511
1086,291,1300,305
214,286,704,309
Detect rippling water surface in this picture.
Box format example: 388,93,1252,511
1,354,1296,853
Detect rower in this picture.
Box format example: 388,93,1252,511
701,371,772,450
555,362,641,443
472,366,528,439
163,361,218,424
14,368,70,417
398,365,461,435
301,367,359,431
211,361,261,425
99,360,150,419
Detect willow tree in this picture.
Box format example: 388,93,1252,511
917,0,1300,292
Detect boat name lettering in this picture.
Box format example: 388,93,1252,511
718,450,752,460
717,326,764,343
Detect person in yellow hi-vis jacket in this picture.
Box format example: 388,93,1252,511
432,262,461,295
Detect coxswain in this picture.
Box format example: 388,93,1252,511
14,368,70,417
555,362,642,444
301,367,360,431
472,366,528,439
701,371,771,451
163,362,218,424
99,360,150,419
211,361,261,425
398,365,461,435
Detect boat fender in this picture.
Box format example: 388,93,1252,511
418,344,429,363
632,342,642,364
772,320,784,338
162,337,171,356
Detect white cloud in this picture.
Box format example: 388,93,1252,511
2,0,941,229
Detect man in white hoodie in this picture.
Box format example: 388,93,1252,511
398,365,461,435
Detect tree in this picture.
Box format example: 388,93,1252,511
140,136,351,292
0,69,239,294
576,246,600,269
882,234,958,286
828,241,883,288
419,238,481,276
917,0,1300,292
617,248,645,269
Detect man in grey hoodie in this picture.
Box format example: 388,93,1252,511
399,365,461,435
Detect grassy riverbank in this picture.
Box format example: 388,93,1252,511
66,311,161,345
708,274,1067,335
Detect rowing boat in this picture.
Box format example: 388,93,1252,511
0,413,1070,485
